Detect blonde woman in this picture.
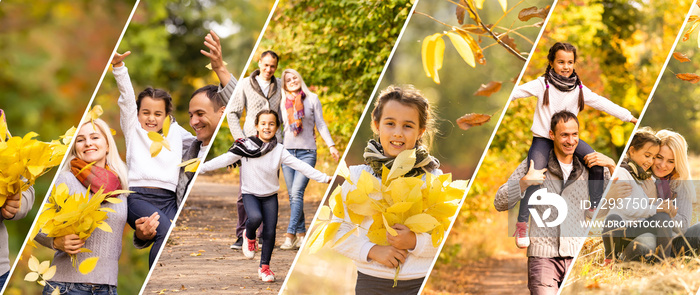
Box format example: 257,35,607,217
35,119,159,295
279,69,339,249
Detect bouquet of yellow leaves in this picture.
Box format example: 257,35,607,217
0,111,73,206
307,149,467,284
27,183,129,274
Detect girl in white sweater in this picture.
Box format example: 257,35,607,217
110,52,194,267
333,85,442,294
200,110,331,283
510,42,638,248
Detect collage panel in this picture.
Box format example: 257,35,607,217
5,0,274,294
423,0,694,294
281,0,555,293
0,0,137,294
563,4,700,294
142,0,416,294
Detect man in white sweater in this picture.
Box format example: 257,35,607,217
494,111,615,294
227,50,282,249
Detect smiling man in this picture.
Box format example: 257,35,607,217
226,50,282,249
494,111,615,295
174,31,237,205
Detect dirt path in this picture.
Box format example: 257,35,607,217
143,176,320,294
423,252,528,295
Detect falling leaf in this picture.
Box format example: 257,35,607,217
518,5,550,22
473,81,502,97
78,257,99,274
682,19,700,42
88,105,104,121
676,73,700,83
673,52,691,62
446,31,476,68
456,113,492,130
205,60,228,70
178,158,201,173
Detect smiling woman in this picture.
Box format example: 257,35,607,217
34,119,158,295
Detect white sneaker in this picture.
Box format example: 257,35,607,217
280,236,296,250
242,230,257,259
258,265,275,282
514,221,530,248
294,235,305,249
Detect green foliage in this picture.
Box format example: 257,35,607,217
218,0,414,165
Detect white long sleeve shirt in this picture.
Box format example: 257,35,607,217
200,144,330,196
511,77,635,138
114,65,194,191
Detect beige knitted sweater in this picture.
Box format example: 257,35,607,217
494,152,608,257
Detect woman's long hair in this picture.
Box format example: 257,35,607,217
656,129,696,202
63,118,129,190
280,69,313,99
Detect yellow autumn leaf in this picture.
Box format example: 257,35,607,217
43,265,57,280
163,116,171,136
432,34,445,84
150,141,163,157
475,0,485,9
383,214,398,236
337,160,351,184
446,31,476,68
323,222,342,247
88,105,103,121
37,260,50,274
78,257,99,274
386,202,414,214
432,225,445,247
28,255,40,272
52,287,60,295
178,158,201,173
421,34,436,79
386,149,416,182
498,0,507,12
0,110,7,142
367,228,389,246
404,213,440,233
96,221,112,233
24,272,39,282
347,201,377,217
329,187,344,219
317,205,332,221
307,222,329,254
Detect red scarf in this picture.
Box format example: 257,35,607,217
285,90,305,135
70,158,122,195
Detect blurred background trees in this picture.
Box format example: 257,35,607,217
0,1,135,294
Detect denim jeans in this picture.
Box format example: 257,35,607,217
281,149,317,235
126,187,178,267
43,282,117,295
242,193,278,266
0,271,7,290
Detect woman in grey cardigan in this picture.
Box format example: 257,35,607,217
35,119,159,295
279,69,339,249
